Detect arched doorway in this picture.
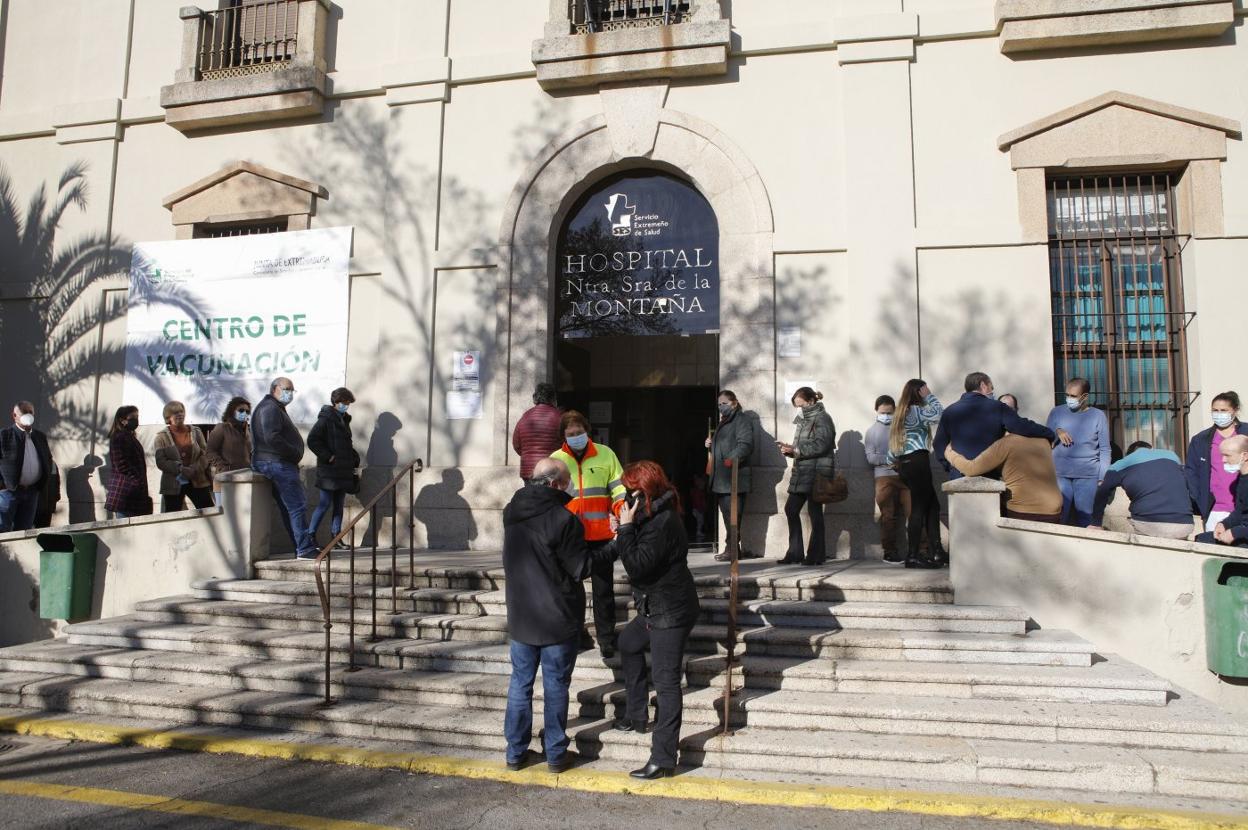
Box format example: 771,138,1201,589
554,171,720,538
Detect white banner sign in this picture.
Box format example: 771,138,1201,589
123,227,353,425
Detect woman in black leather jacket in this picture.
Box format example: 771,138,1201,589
612,460,700,780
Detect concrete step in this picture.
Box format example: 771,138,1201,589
124,599,1088,666
251,558,954,604
192,579,1025,635
1,670,1244,801
0,642,1218,751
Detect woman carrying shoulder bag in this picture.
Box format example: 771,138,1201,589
777,387,836,566
611,460,700,781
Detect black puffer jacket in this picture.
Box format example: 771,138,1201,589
615,492,700,630
503,483,594,646
307,405,360,491
788,401,836,494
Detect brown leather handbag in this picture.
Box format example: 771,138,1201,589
812,472,849,505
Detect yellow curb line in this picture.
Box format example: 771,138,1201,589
0,779,401,830
2,714,1246,830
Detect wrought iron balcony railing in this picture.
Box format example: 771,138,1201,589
569,0,692,34
196,0,299,80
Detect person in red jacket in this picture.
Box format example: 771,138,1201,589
512,383,563,480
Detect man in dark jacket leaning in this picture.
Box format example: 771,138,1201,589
502,458,608,774
251,377,315,558
933,371,1055,479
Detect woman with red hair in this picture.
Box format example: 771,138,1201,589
612,460,700,780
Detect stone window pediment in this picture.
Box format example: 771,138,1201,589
163,161,328,239
533,0,730,91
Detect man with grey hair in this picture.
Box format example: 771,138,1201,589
502,457,609,773
251,377,315,558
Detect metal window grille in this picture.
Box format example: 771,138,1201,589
194,220,287,239
1048,173,1194,454
569,0,691,33
196,0,299,80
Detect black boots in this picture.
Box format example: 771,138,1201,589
629,762,674,780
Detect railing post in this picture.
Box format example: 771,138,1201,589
720,461,740,736
391,479,399,615
322,543,332,704
368,505,380,642
408,463,416,589
347,525,358,671
296,0,331,73
174,7,205,83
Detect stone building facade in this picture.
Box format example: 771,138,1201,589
0,0,1243,554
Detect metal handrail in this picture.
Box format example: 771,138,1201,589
719,461,740,735
313,458,424,705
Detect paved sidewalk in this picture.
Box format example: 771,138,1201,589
0,733,1079,830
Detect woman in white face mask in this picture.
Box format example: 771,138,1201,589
1184,391,1248,532
205,397,252,507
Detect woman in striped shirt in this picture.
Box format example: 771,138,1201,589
887,379,945,569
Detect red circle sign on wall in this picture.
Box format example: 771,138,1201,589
463,354,475,366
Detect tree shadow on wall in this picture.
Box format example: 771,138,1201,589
0,163,208,525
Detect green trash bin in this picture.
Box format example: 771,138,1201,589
38,532,98,621
1203,557,1248,678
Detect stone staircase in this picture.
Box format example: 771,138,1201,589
1,552,1247,802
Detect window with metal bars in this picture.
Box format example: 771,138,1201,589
569,0,691,33
193,220,287,239
1047,173,1194,455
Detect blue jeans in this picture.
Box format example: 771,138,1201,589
1058,476,1098,528
309,488,346,539
0,487,40,533
253,460,314,555
504,638,578,765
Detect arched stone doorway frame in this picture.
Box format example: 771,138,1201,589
494,103,777,466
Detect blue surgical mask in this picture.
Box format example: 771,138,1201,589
1066,396,1082,411
336,403,349,414
567,433,589,452
1224,462,1243,475
985,392,996,401
278,389,294,405
877,414,893,425
235,410,250,423
1212,412,1236,429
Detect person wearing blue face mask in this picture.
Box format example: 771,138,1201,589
1185,391,1248,533
307,387,361,549
933,371,1055,479
1045,378,1111,528
252,377,316,559
864,394,911,564
1195,435,1248,547
206,397,252,507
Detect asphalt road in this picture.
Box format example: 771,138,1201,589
0,734,1068,830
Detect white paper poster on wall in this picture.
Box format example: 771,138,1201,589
122,227,353,425
447,350,483,420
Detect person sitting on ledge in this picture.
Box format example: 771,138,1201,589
1089,442,1194,540
943,434,1062,523
1195,434,1248,548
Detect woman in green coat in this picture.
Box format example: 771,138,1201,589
707,390,759,561
777,387,836,565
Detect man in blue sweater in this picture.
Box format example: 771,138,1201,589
1046,378,1112,527
933,372,1055,478
1196,434,1248,547
1090,442,1194,539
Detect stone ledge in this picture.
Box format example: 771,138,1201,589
942,476,1007,495
160,65,327,133
997,517,1248,560
532,20,731,91
0,507,222,543
995,0,1235,53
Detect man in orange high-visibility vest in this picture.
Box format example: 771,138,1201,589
551,409,626,658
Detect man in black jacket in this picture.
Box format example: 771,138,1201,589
933,371,1055,478
0,401,54,532
502,458,603,774
251,377,315,558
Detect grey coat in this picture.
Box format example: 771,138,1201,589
788,401,836,494
710,408,754,494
